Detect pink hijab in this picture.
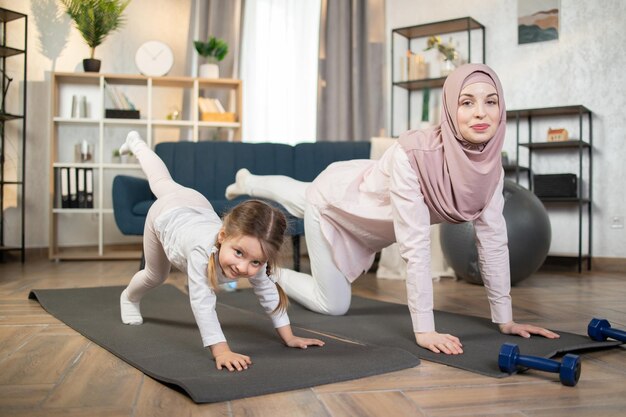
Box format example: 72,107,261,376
398,63,506,223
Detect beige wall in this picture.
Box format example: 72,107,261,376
0,0,192,248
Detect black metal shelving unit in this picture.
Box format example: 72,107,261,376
391,17,485,136
0,8,27,263
509,105,593,272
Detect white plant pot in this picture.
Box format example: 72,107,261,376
199,63,219,79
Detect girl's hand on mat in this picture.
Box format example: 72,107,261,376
214,351,252,371
210,342,252,371
415,331,464,354
284,336,325,349
499,321,560,339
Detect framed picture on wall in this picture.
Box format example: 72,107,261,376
518,0,560,44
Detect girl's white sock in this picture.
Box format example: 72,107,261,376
120,288,143,325
119,131,145,156
225,168,251,200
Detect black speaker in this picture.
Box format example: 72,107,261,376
533,174,578,198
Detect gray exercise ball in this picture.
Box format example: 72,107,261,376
440,179,551,285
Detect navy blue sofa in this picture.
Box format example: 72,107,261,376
112,141,371,270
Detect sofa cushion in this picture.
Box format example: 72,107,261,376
156,142,295,201
293,141,371,182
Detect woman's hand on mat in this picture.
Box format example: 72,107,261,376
210,342,252,371
415,331,464,354
277,325,325,349
499,321,560,339
285,336,325,349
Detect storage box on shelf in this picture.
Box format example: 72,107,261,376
391,17,485,136
0,8,27,262
49,72,242,260
508,105,593,271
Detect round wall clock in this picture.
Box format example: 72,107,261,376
135,40,174,76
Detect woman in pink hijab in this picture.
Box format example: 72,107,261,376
226,64,559,354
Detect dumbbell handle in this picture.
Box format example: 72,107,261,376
600,327,626,342
515,354,561,373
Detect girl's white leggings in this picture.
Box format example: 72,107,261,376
124,140,211,302
243,174,352,315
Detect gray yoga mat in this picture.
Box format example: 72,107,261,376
29,285,420,403
217,289,622,378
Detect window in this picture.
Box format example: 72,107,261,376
241,0,321,145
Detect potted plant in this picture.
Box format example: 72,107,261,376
61,0,131,72
194,36,228,78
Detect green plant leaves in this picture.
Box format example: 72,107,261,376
194,36,228,61
61,0,131,58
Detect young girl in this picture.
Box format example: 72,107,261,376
119,131,324,372
225,64,559,355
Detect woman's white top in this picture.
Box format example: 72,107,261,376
307,142,512,333
154,206,290,347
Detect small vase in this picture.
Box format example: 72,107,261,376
199,63,219,79
83,58,101,73
440,59,456,77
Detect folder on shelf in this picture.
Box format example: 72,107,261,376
77,168,86,208
68,167,78,208
60,167,70,208
85,168,94,209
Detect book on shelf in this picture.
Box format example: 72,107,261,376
198,97,236,122
104,81,140,119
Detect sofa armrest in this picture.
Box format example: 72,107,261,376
112,175,154,235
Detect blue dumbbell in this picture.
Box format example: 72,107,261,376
498,343,581,386
588,318,626,343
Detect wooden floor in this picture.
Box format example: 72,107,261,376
0,255,624,417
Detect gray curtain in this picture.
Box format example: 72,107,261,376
317,0,386,142
186,0,245,79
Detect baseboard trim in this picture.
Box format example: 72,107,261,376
592,257,626,273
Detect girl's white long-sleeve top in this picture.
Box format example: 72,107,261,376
306,142,512,333
153,206,290,347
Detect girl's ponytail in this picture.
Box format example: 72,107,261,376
206,245,220,291
267,264,289,314
273,282,289,315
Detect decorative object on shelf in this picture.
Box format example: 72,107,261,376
135,40,174,76
533,173,578,198
60,0,131,73
194,36,228,79
74,140,94,162
112,149,135,164
401,51,429,81
547,127,569,142
518,0,559,44
424,35,459,76
70,95,87,118
166,106,181,120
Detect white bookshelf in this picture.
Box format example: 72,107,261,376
49,72,242,260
